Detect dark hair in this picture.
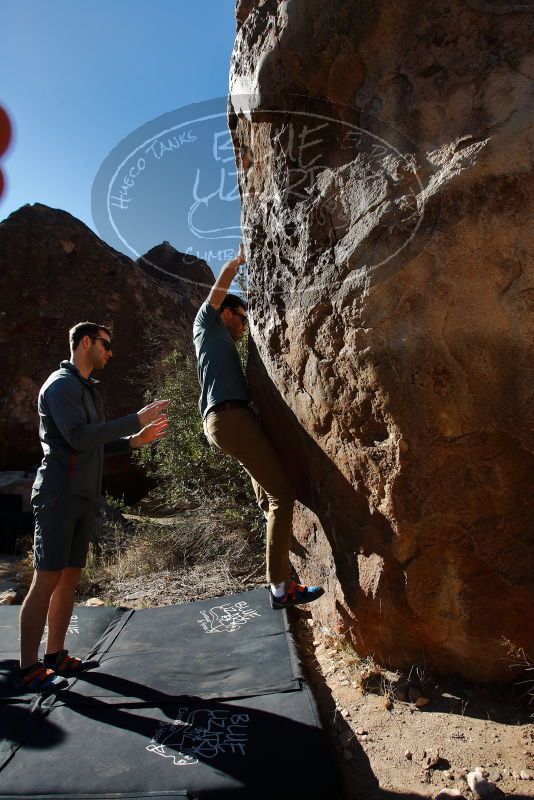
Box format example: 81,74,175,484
69,321,112,351
219,293,247,313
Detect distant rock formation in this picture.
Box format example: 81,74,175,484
0,203,213,496
230,0,534,681
135,242,213,308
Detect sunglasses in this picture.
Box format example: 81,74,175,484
90,336,112,351
229,309,248,325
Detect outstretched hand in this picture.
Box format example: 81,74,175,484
137,399,170,427
130,415,168,449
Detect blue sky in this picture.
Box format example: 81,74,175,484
1,0,240,266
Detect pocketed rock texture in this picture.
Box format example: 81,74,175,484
0,204,212,493
230,0,534,680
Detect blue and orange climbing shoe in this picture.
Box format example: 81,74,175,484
270,580,325,610
44,649,99,677
19,662,69,692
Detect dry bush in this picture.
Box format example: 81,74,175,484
77,502,265,602
501,636,534,705
15,539,36,599
358,657,389,694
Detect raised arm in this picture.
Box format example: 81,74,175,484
207,242,245,310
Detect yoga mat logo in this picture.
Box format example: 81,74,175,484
197,600,261,633
147,708,250,766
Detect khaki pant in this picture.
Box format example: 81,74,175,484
204,407,295,584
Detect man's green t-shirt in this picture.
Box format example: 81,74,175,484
193,301,251,418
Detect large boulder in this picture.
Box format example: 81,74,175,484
0,204,212,497
230,0,534,681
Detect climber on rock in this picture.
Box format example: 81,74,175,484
193,243,325,610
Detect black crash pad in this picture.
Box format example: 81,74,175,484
0,589,341,799
0,690,332,799
0,604,126,662
0,606,129,701
68,589,304,704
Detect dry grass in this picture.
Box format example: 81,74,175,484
77,502,265,603
317,630,401,707
14,499,265,607
501,637,534,706
16,539,36,598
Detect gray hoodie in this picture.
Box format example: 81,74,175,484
32,360,141,501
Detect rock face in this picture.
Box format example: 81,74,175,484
0,204,212,496
230,0,534,680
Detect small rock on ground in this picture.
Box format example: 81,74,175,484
415,695,431,708
467,768,496,797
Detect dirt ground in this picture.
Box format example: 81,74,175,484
3,549,533,800
292,611,534,800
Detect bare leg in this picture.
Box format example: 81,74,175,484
45,567,82,655
19,569,61,669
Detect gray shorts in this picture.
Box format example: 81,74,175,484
32,492,96,571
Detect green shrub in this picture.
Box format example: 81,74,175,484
135,346,262,533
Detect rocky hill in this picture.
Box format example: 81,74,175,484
230,0,534,681
135,241,213,309
0,203,213,494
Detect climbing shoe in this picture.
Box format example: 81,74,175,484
19,662,69,692
44,649,99,676
270,580,325,610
